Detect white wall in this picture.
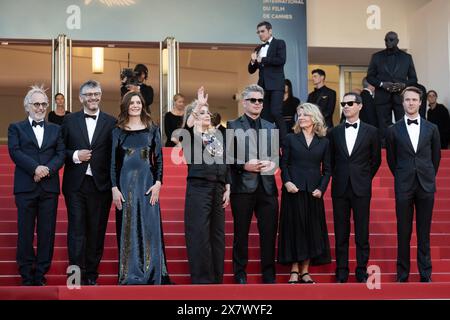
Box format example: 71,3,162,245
408,0,450,107
307,0,431,49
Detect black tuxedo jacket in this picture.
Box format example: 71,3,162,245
307,86,337,128
367,49,417,105
328,121,381,197
248,38,286,91
61,110,117,194
227,115,278,195
386,118,441,194
280,132,331,193
8,119,65,194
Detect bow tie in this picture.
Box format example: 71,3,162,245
407,119,418,125
262,42,269,47
84,114,97,120
345,122,357,129
32,120,44,127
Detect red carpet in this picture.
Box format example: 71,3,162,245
1,145,450,299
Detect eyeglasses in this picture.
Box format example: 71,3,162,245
340,101,358,107
245,98,264,104
82,92,102,98
30,102,48,108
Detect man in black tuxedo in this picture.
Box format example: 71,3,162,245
328,92,381,283
61,80,116,285
386,86,441,282
8,85,65,286
367,31,418,145
227,84,279,284
307,69,336,129
359,77,378,127
248,21,287,145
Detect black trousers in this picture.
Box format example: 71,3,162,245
395,176,434,280
15,187,58,283
231,184,279,283
184,179,225,284
261,89,287,146
332,181,371,281
376,99,404,144
65,176,112,282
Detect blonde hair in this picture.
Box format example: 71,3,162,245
182,100,215,133
292,102,327,137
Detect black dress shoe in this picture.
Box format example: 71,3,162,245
336,278,347,283
86,279,98,286
356,275,368,283
21,280,34,286
34,278,47,286
396,277,408,283
235,277,247,284
263,279,276,284
420,277,432,283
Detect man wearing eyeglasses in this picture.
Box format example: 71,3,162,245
328,92,381,283
386,86,441,283
227,84,279,284
248,21,287,146
8,85,65,286
61,80,116,286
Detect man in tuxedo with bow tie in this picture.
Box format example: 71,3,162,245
386,86,441,282
8,85,65,285
61,80,116,285
248,21,287,146
328,92,381,283
367,31,418,146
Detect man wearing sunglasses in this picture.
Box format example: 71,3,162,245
227,84,279,284
248,21,287,146
328,92,381,283
8,85,65,285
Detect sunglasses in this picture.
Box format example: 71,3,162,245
340,101,358,107
31,102,49,108
245,98,264,104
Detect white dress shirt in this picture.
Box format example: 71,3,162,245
72,110,100,176
258,36,273,59
405,115,421,153
29,117,44,148
345,119,360,156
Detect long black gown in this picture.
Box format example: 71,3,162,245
111,126,170,285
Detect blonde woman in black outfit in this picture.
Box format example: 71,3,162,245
164,93,185,147
278,102,332,284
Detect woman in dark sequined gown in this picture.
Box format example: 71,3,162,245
111,91,170,285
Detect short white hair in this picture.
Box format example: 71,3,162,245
241,84,264,100
23,84,48,111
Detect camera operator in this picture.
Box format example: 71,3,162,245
120,63,154,110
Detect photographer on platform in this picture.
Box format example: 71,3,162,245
120,63,154,110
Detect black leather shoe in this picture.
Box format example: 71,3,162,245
34,278,47,286
420,276,432,283
336,278,348,283
235,277,247,284
263,278,276,284
356,275,368,283
86,279,98,286
396,277,408,283
21,280,34,286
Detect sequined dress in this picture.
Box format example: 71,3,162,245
111,126,170,285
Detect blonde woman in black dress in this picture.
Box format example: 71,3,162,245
278,102,332,284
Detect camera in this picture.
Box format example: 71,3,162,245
120,68,140,86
